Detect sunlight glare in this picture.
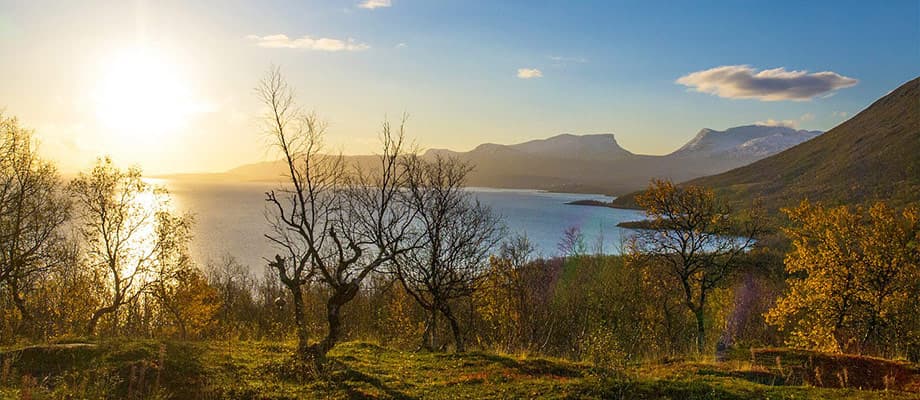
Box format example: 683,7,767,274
93,47,204,137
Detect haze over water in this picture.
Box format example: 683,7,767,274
158,180,645,273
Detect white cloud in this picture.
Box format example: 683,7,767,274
517,68,543,79
754,119,798,128
358,0,391,9
677,65,858,101
753,113,815,129
395,42,408,49
833,111,849,118
247,34,369,51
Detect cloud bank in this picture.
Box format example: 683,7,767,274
247,34,369,51
677,65,858,101
754,113,817,129
358,0,391,9
754,119,799,128
517,68,543,79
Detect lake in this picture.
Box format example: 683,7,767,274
155,180,646,273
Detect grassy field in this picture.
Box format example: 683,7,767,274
0,339,917,399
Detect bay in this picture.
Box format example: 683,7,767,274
155,180,646,273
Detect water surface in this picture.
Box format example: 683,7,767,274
158,180,645,273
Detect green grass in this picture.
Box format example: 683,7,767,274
0,340,917,399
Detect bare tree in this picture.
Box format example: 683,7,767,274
69,158,191,335
627,179,762,354
0,113,71,331
394,155,502,352
258,66,418,362
557,226,585,259
206,256,260,339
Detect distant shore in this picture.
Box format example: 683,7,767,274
155,173,627,197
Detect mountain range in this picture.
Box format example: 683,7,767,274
185,125,823,196
612,76,920,211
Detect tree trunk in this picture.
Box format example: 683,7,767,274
441,304,464,352
10,284,34,336
289,285,310,355
315,283,359,356
694,308,705,355
424,307,437,351
166,304,188,339
87,303,119,336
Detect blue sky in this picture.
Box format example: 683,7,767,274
0,0,917,173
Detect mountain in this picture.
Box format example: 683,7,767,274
168,128,823,195
427,133,633,161
671,125,822,159
419,129,820,194
612,76,920,211
510,133,634,159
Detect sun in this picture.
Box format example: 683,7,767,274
93,47,199,137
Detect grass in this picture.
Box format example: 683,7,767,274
0,339,918,399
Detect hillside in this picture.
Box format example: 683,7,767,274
1,340,917,399
612,76,920,211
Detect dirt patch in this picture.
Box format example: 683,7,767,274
743,348,920,392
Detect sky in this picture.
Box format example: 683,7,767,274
0,0,917,174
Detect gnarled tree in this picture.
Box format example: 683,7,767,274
258,66,418,362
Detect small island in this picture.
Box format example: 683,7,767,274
564,199,616,208
565,199,652,228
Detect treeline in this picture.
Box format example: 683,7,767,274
1,69,918,370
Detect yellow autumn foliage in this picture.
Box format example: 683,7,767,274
766,200,920,357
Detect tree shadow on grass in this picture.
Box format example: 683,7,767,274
322,359,418,400
1,343,104,376
454,352,586,378
696,367,786,386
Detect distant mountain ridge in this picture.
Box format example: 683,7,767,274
612,76,920,211
412,126,821,194
428,133,634,161
166,125,823,195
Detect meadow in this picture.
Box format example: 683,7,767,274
2,339,917,399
